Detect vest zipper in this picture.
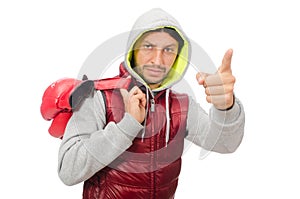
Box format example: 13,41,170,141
150,97,156,198
150,99,155,112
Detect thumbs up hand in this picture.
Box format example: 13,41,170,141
196,49,236,110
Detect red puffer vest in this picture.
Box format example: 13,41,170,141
83,65,189,199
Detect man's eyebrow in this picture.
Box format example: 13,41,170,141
142,40,154,45
165,44,177,47
142,40,177,47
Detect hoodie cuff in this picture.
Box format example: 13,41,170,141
117,113,144,139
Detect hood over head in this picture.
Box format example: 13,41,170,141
124,8,191,91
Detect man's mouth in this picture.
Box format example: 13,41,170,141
143,65,166,74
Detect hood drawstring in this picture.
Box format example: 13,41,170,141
140,87,170,147
165,89,170,147
141,88,149,142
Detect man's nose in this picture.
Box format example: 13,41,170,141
151,49,163,65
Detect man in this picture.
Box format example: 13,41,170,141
55,8,245,199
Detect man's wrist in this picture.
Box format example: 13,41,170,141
117,113,144,139
216,94,235,111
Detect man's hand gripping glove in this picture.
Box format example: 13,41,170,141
40,77,94,138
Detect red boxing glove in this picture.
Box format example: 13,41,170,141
41,78,94,138
41,78,81,120
48,112,72,138
41,75,131,138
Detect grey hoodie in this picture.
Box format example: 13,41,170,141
57,8,245,186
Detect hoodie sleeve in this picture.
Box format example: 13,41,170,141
57,90,143,186
185,97,245,153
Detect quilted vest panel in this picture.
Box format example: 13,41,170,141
83,88,189,199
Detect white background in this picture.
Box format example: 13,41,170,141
1,0,300,198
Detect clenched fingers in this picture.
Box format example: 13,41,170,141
206,93,234,110
120,86,146,123
197,72,235,87
204,84,234,96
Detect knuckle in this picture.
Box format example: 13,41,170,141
231,75,236,83
226,84,234,93
225,93,233,103
206,96,211,103
229,85,234,92
205,88,210,95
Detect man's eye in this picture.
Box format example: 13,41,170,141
143,44,153,49
164,47,175,53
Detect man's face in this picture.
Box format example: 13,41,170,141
133,31,179,89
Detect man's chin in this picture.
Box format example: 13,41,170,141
144,78,163,85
